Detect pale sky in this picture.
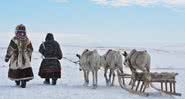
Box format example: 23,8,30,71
1,0,185,47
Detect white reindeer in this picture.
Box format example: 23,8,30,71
122,49,151,86
76,49,103,89
102,49,125,86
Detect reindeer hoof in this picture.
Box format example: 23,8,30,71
106,81,111,86
83,83,89,87
106,82,109,86
92,84,97,89
110,83,114,87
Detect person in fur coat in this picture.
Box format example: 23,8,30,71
38,33,63,85
5,24,34,88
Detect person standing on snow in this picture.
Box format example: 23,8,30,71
38,33,63,85
5,24,34,88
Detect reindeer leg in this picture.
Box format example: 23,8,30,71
108,69,113,86
83,70,88,86
129,80,132,85
129,67,136,86
129,73,134,86
104,66,109,86
86,71,89,85
119,67,125,85
131,72,137,87
92,71,95,88
95,70,98,87
131,79,136,90
92,70,97,89
111,71,115,86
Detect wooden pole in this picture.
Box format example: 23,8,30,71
170,82,173,93
165,81,168,91
136,80,140,91
161,82,163,91
142,82,148,93
140,82,144,92
173,82,176,93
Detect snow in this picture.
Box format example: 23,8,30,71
0,36,184,99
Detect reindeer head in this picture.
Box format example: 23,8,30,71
76,54,82,71
122,51,128,58
76,49,90,71
76,54,81,59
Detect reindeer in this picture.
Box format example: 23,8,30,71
123,49,151,90
102,49,125,86
76,49,104,89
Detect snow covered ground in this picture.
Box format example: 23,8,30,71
0,37,185,99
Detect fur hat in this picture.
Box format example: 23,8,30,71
15,24,27,40
16,24,26,32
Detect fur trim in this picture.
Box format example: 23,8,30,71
8,67,34,81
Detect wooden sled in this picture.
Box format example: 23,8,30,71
118,72,182,96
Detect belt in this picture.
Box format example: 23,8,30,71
44,57,58,60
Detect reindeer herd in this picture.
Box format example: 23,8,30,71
76,49,151,89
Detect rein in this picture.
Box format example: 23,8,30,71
63,57,79,65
